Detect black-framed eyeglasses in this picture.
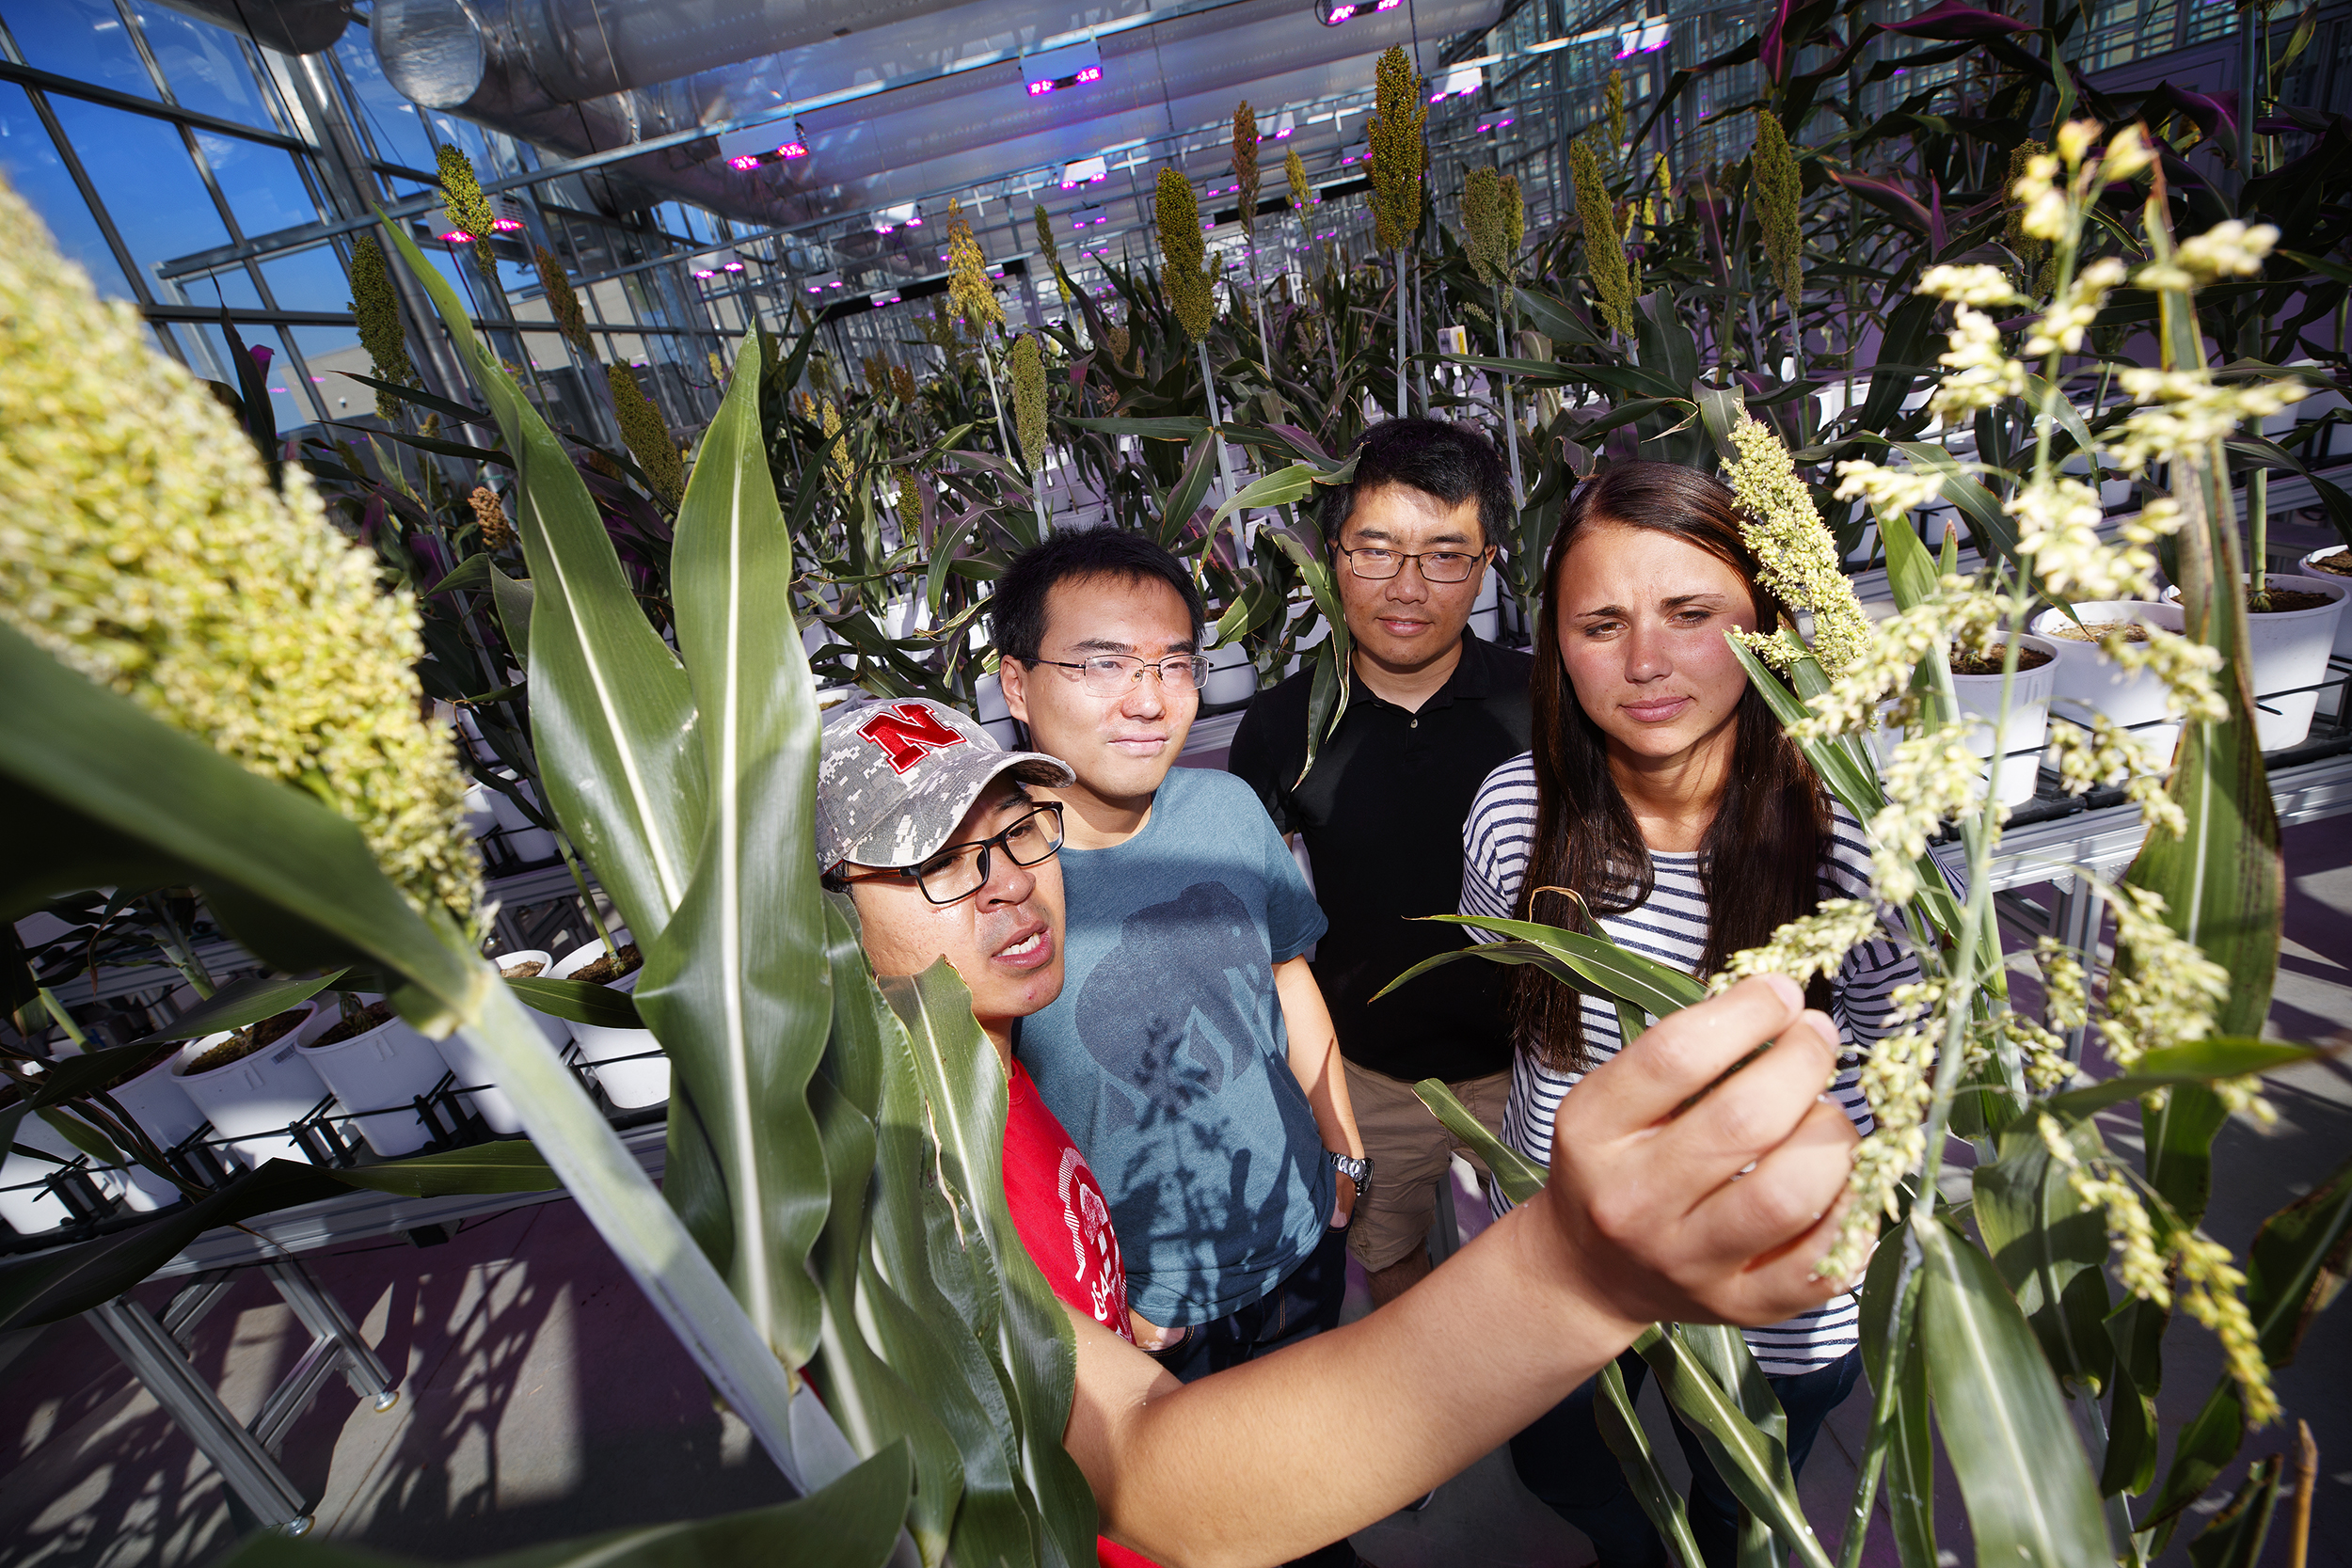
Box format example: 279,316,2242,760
827,801,1065,905
1026,654,1212,696
1335,544,1492,583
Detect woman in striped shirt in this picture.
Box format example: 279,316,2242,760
1459,462,1917,1568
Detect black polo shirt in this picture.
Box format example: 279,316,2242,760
1227,630,1535,1085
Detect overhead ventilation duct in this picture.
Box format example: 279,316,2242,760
372,0,800,225
373,0,980,109
148,0,357,55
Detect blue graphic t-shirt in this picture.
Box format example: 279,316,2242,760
1018,765,1334,1326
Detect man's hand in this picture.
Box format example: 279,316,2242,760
1331,1171,1358,1227
1539,974,1859,1334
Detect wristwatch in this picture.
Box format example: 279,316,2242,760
1329,1151,1372,1197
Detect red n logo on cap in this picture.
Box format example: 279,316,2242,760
858,703,969,774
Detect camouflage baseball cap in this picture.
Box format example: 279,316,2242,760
815,697,1074,871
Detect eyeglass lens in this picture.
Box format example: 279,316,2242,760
915,803,1065,903
1343,547,1484,583
1074,656,1211,696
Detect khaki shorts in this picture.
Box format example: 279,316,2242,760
1342,1059,1510,1273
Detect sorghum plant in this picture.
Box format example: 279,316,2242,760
1408,120,2345,1568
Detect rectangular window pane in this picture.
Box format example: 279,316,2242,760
330,30,434,172
0,84,134,298
259,327,321,430
191,128,320,239
284,324,370,426
127,3,283,133
257,242,352,311
173,318,234,382
2,0,157,100
43,95,230,285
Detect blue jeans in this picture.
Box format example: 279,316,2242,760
1152,1220,1350,1383
1508,1347,1864,1568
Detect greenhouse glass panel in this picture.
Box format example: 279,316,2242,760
284,324,373,424
259,326,323,427
0,84,134,299
126,3,282,133
176,263,263,311
2,0,158,101
44,96,229,283
192,129,321,240
330,29,434,172
258,243,355,312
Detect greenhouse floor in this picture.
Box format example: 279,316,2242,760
0,817,2345,1568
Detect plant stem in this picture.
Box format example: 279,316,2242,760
2249,467,2269,603
1497,282,1524,506
559,834,617,958
140,895,214,1000
1394,245,1409,417
1198,337,1241,542
978,339,1013,462
1905,589,2021,1228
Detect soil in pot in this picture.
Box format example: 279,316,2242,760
2045,621,2152,644
2305,551,2352,578
1950,643,2057,676
185,1007,310,1074
569,943,643,986
500,958,547,979
2248,585,2335,613
310,999,395,1050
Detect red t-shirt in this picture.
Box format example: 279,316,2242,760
1003,1060,1133,1343
1002,1062,1164,1568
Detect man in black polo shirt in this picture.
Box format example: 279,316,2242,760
1229,419,1534,1310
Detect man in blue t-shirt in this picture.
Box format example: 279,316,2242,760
996,530,1367,1394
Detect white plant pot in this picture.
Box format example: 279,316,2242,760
2165,574,2348,750
1880,637,2058,808
172,1010,335,1168
436,950,575,1136
1203,641,1256,707
550,931,668,1109
0,1107,127,1236
296,1005,453,1158
498,951,575,1052
99,1047,211,1212
2028,601,2186,772
881,595,931,641
2296,546,2352,668
461,781,500,840
489,768,559,864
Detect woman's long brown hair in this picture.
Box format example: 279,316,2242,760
1512,461,1830,1072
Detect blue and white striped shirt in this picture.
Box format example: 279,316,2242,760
1460,752,1919,1374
